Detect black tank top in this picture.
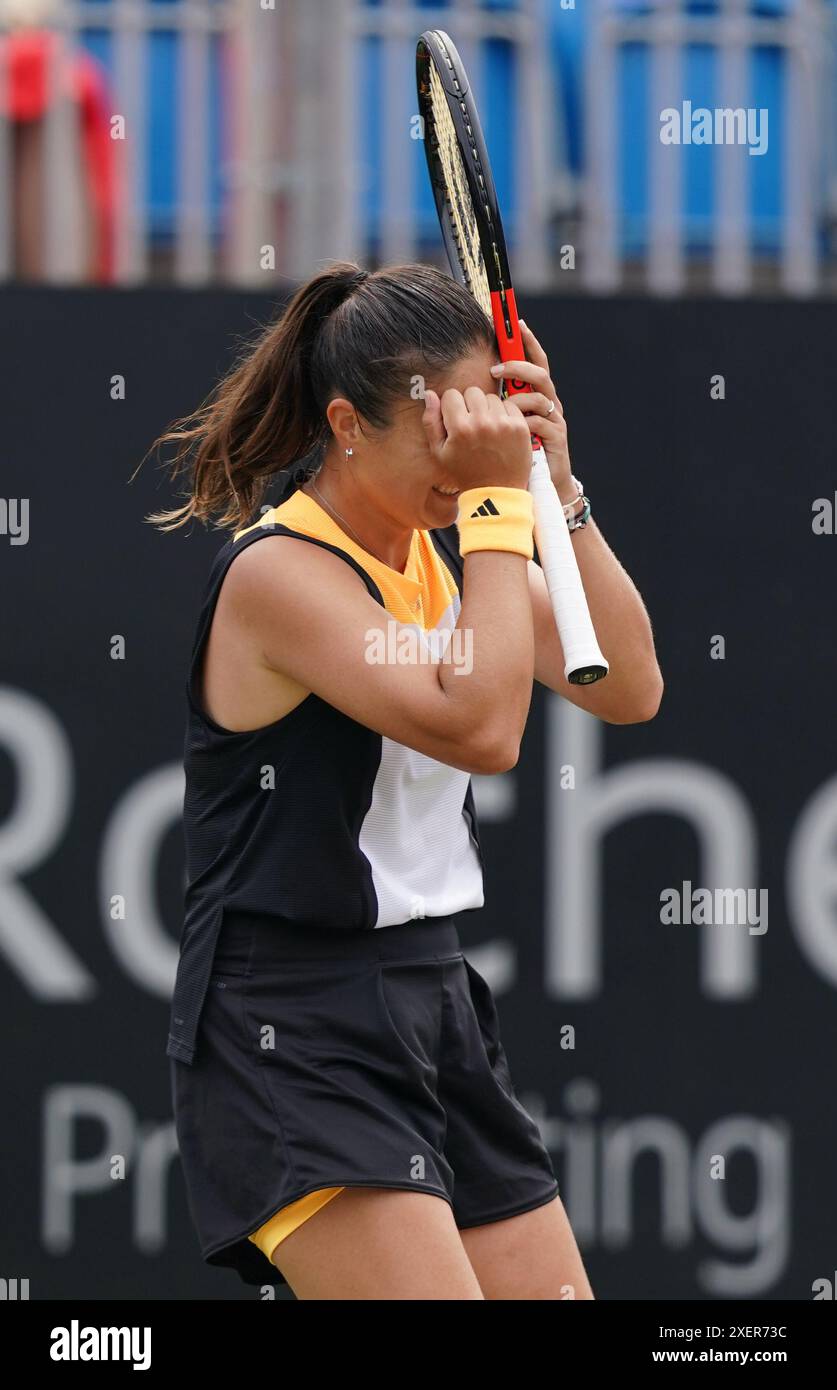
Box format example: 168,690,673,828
167,491,484,1065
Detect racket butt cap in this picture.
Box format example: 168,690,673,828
567,664,609,686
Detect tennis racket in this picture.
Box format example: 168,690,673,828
416,29,608,685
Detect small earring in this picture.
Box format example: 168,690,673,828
345,447,353,459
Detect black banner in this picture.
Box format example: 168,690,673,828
1,288,835,1301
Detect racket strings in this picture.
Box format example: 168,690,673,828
426,60,493,317
435,41,498,248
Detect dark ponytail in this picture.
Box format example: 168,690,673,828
147,261,495,533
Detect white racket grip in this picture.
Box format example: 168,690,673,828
528,447,609,683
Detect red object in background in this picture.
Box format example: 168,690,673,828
1,28,116,281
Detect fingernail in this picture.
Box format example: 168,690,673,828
519,319,527,328
490,363,504,375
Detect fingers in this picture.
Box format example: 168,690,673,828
425,382,533,489
491,359,555,398
522,412,559,440
462,385,490,417
499,396,536,445
439,385,496,430
484,389,508,416
518,319,550,371
421,388,447,453
500,390,561,420
490,320,560,409
438,387,470,433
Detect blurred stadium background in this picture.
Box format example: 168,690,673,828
2,0,836,291
2,0,836,1302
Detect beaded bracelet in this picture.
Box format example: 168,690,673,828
568,496,591,531
562,475,592,530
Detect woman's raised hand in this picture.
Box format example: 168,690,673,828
421,385,532,493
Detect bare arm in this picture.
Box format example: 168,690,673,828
491,320,663,724
528,521,663,722
223,383,537,774
226,534,533,775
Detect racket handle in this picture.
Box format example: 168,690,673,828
529,447,609,685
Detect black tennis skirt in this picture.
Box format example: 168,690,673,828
169,907,560,1286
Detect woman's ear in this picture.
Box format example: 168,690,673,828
325,397,362,451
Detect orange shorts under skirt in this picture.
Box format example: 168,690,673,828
248,1188,345,1266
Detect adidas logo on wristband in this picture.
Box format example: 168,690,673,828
469,498,500,518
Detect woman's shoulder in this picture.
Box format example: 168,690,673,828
218,515,381,620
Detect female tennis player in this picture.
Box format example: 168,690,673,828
156,262,662,1301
